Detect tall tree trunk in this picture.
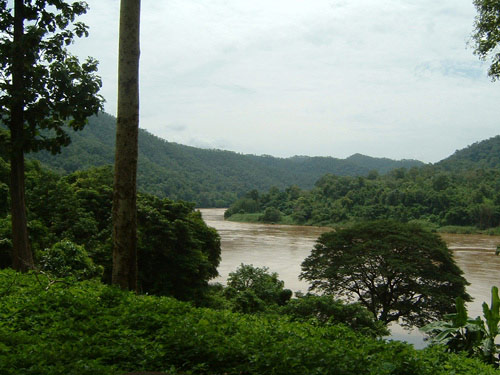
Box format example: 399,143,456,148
112,0,141,290
10,0,33,272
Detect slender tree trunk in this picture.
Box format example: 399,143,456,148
112,0,141,290
10,0,33,272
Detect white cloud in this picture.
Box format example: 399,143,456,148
73,0,500,163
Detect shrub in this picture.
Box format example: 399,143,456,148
260,207,282,223
225,264,292,312
279,294,389,337
38,239,102,280
0,269,497,375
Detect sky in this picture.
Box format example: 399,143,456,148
70,0,500,163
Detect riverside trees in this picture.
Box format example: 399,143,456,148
0,0,103,271
300,220,471,328
0,163,221,299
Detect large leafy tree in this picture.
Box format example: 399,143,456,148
0,0,103,271
472,0,500,80
112,0,141,290
300,220,471,328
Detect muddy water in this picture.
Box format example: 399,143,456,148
200,208,330,294
441,233,500,317
200,208,500,347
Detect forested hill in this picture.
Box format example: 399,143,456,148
436,135,500,171
345,153,423,174
31,112,424,207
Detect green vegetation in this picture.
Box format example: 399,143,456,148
472,1,500,80
3,1,500,373
422,287,500,366
437,135,500,171
0,159,220,300
225,147,500,230
0,0,104,271
279,294,389,337
29,112,423,207
201,264,388,338
1,269,498,375
223,264,292,313
38,239,103,280
300,221,471,328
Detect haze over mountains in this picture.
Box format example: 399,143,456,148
30,112,498,207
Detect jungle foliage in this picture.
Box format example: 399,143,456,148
225,142,500,230
0,0,104,272
1,269,498,375
422,287,500,367
0,158,221,300
201,264,388,338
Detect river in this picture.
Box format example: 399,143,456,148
200,208,500,347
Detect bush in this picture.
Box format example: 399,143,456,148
279,294,389,337
38,239,102,280
260,207,282,223
0,269,497,375
225,264,292,312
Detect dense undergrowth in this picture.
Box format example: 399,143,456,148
1,269,498,375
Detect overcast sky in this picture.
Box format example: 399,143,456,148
70,0,500,163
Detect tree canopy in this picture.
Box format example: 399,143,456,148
0,0,103,271
0,161,221,301
28,112,424,208
472,0,500,80
300,220,471,328
0,0,104,154
225,162,500,230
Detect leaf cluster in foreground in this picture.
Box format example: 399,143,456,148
0,269,498,375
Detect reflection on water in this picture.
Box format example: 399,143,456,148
200,208,500,348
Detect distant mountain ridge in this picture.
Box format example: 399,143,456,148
30,112,425,206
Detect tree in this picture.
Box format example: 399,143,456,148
112,0,141,290
136,195,221,300
300,220,471,328
225,264,292,312
0,0,103,271
472,0,500,80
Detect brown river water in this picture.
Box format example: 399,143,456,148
200,208,500,347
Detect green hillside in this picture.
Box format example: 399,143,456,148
30,112,424,207
346,153,424,174
436,135,500,171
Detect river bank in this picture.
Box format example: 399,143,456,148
225,212,500,236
